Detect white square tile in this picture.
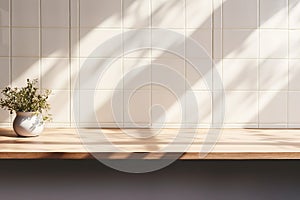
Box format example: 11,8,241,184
97,59,122,90
152,90,184,124
12,0,39,27
152,0,185,28
71,28,79,57
289,0,300,29
41,58,70,90
152,59,185,91
259,59,288,90
213,59,223,91
70,88,79,125
123,58,151,90
0,58,9,88
225,91,258,124
0,93,9,122
70,58,80,90
213,29,222,59
260,0,288,28
42,28,69,58
213,0,222,29
94,90,123,123
289,30,300,59
123,28,151,58
0,0,10,27
186,29,212,58
41,0,69,27
259,91,287,124
12,58,40,87
186,59,212,91
123,0,150,28
185,91,212,124
79,58,103,90
80,28,122,57
78,90,95,123
152,29,185,59
260,30,288,58
0,110,9,123
186,0,212,28
289,59,300,90
12,28,39,57
124,90,151,124
223,59,258,90
48,91,70,123
288,92,300,124
80,0,121,28
80,58,123,90
70,0,79,27
0,27,9,56
223,0,258,28
212,91,224,125
223,30,259,58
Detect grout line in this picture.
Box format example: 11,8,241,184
121,0,124,128
287,0,290,127
258,0,260,128
39,0,42,89
9,0,12,125
211,0,214,126
150,0,153,127
221,0,224,126
77,0,81,125
69,0,71,127
184,0,186,125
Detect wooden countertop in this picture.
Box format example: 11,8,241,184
1,128,300,159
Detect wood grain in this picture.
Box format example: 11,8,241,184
1,128,300,159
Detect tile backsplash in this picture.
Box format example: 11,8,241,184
0,0,300,128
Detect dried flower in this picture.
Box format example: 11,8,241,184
0,79,52,121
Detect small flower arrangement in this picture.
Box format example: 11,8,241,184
0,79,52,121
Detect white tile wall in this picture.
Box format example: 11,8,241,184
289,30,300,58
124,90,151,125
79,28,122,57
260,0,288,29
186,59,212,91
289,60,300,91
80,0,121,28
185,91,212,125
152,89,183,125
0,27,9,56
41,0,69,27
42,28,69,57
289,0,300,29
186,0,212,29
223,59,258,90
48,90,70,124
12,0,39,27
0,0,10,27
123,0,150,28
259,91,287,126
12,28,39,57
0,0,300,128
223,30,259,58
223,0,258,29
41,58,70,90
225,91,258,125
152,0,185,28
0,58,9,88
260,30,288,58
259,59,288,91
12,58,40,87
288,92,300,124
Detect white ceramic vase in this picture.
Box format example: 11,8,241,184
13,112,44,137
